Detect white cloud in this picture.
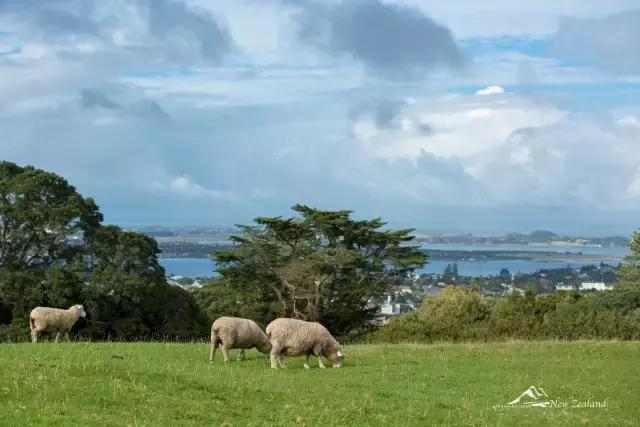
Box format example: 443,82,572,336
618,115,640,128
349,90,640,208
475,85,505,95
354,93,565,160
155,175,235,200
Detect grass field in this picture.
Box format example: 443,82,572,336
0,341,638,426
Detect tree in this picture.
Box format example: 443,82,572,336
499,268,511,279
0,161,102,268
214,205,427,336
0,161,101,332
617,230,640,289
82,226,209,340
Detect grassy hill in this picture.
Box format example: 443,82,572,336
0,341,637,426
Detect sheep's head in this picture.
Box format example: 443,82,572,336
326,346,344,368
74,305,87,318
257,337,272,354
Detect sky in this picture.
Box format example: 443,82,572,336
1,0,640,235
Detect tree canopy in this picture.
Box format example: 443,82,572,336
0,161,102,268
212,204,427,336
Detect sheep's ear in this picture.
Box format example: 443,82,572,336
337,351,343,357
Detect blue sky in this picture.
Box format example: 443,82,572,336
1,0,640,235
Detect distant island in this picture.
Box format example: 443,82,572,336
414,229,628,248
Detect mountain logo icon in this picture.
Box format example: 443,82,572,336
507,386,551,407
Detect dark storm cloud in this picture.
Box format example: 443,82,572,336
80,88,171,122
81,89,120,109
147,0,232,62
551,10,640,73
294,0,464,78
0,0,232,64
349,98,407,129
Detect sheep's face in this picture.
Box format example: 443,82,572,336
257,339,272,354
75,305,87,318
328,348,344,368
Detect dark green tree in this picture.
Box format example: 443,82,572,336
618,230,640,289
0,161,102,268
82,225,209,340
0,161,101,333
214,205,427,336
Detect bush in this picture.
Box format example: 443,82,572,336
370,286,640,343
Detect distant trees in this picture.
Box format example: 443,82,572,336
0,161,208,341
442,262,459,282
210,205,427,336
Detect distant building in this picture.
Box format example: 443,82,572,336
580,282,610,291
556,284,574,291
376,295,415,324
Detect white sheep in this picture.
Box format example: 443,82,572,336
265,318,344,369
29,304,86,343
209,316,271,364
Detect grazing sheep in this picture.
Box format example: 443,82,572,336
29,304,86,343
209,316,271,364
265,318,344,369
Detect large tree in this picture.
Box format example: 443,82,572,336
0,161,102,334
0,161,102,268
214,205,427,336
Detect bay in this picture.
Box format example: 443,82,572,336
159,244,629,278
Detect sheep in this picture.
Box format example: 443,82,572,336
209,316,271,364
29,304,86,343
265,318,344,369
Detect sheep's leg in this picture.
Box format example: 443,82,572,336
209,340,219,364
304,355,310,369
54,332,61,343
31,331,38,343
270,348,279,369
221,344,231,363
236,349,245,361
65,332,70,342
318,357,326,369
277,353,286,368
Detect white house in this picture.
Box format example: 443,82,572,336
556,284,574,291
580,282,609,291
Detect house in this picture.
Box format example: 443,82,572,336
580,282,611,291
556,284,574,291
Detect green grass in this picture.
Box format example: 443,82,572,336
0,341,638,426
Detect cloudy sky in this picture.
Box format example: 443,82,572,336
1,0,639,235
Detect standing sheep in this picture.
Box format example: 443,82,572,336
29,304,86,343
266,318,344,369
209,316,271,364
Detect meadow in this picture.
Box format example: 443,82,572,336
0,341,638,426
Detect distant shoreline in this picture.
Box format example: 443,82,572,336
157,247,624,264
